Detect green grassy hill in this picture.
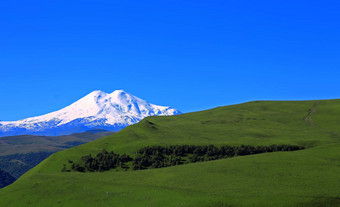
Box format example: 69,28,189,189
1,100,340,207
0,130,115,189
0,130,115,156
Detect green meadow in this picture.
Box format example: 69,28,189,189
1,100,340,207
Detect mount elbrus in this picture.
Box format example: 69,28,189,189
0,90,181,136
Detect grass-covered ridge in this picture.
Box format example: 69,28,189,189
0,130,115,189
1,99,340,207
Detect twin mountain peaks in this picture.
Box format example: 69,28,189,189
0,90,181,136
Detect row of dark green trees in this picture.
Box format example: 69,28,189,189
63,150,132,172
64,144,304,172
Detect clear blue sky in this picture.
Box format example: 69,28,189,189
1,0,339,121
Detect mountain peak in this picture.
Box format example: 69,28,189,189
112,89,126,94
87,90,108,97
0,90,181,136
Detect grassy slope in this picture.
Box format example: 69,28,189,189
0,130,116,188
1,100,340,206
0,130,115,156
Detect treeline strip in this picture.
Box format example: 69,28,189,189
63,149,132,172
64,144,304,172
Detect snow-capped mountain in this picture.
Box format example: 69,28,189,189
0,90,181,136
